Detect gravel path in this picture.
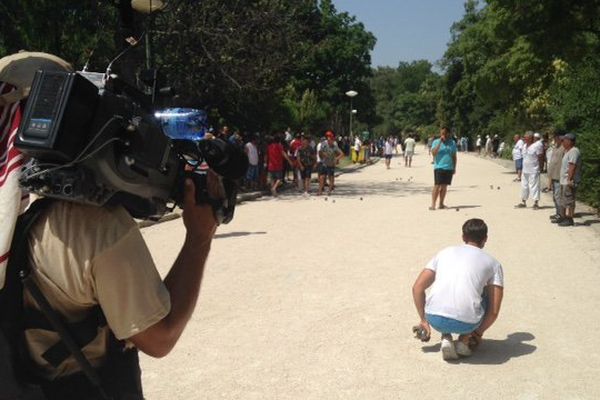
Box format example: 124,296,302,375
139,147,600,400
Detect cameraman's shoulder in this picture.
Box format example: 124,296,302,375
40,201,137,242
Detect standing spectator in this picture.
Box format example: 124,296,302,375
497,141,505,157
546,133,565,221
296,135,317,196
512,134,525,181
485,135,493,157
404,134,416,167
515,132,544,209
265,134,293,197
430,127,457,210
289,133,303,189
244,135,260,191
461,136,468,153
555,133,583,226
476,135,482,155
318,131,344,195
412,219,504,361
427,135,434,156
384,137,394,169
492,135,500,157
353,136,362,163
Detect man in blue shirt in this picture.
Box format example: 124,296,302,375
430,127,457,210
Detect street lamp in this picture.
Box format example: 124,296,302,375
345,90,358,141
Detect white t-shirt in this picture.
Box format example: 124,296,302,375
245,142,259,166
354,138,362,152
512,139,524,160
425,244,504,324
404,138,416,153
522,140,544,174
384,140,394,155
476,138,482,147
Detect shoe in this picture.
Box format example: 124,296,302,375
551,217,564,224
549,214,560,220
441,337,459,361
515,202,526,208
455,340,472,357
558,218,574,227
533,202,540,210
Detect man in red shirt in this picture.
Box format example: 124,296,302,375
289,133,303,188
265,134,293,196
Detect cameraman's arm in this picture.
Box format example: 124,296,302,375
129,179,216,357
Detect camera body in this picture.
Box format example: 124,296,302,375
16,70,247,221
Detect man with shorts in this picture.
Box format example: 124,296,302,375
384,137,394,169
296,135,317,196
512,134,524,181
555,133,582,226
412,219,504,361
404,134,416,167
265,134,293,197
430,127,457,210
318,131,344,195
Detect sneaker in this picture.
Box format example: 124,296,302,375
440,337,459,361
455,340,472,357
515,202,526,208
551,217,564,224
533,202,540,210
549,214,561,220
558,218,574,227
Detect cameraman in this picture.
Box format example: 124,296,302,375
2,52,217,399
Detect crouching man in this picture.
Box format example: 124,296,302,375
412,219,504,361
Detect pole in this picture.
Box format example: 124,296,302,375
349,98,353,142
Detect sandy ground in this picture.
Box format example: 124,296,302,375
139,147,600,400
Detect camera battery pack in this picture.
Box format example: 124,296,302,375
16,70,99,162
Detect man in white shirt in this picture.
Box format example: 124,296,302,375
512,134,525,181
244,136,259,190
412,219,504,361
404,135,416,167
516,131,544,209
384,137,394,169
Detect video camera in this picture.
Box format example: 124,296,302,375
15,69,248,222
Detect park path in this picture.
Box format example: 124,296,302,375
139,147,600,400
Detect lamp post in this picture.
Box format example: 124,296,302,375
345,90,358,142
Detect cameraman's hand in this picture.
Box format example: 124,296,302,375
182,178,217,243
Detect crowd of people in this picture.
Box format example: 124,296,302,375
238,128,346,197
511,130,582,226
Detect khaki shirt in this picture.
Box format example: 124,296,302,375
547,145,565,181
25,201,170,379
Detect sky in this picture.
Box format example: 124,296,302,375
331,0,467,68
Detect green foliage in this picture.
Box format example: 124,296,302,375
0,0,376,134
370,61,440,136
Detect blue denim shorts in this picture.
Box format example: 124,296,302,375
427,295,488,334
425,314,481,335
515,158,523,171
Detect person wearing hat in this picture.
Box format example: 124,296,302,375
516,131,544,209
554,133,582,226
317,130,344,195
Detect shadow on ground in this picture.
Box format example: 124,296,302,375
421,332,536,365
214,231,267,239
